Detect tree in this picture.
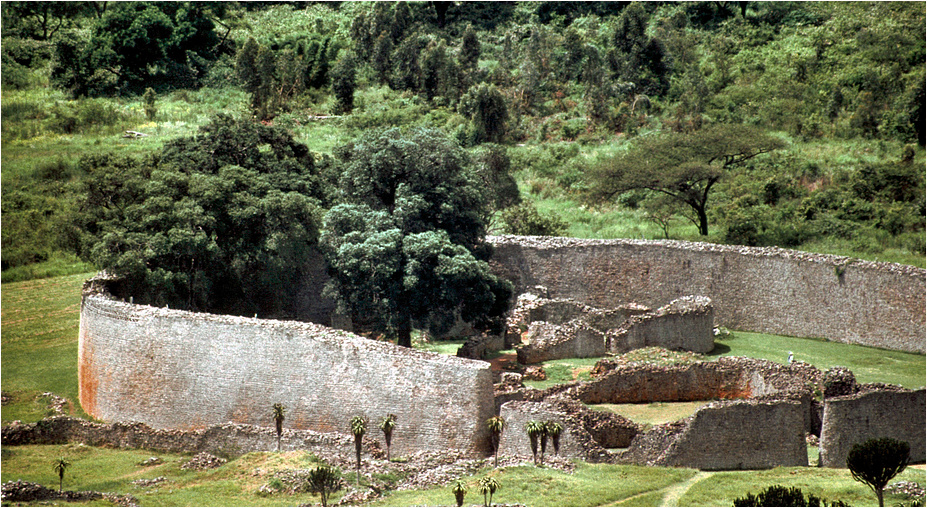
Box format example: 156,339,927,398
585,124,786,236
79,115,326,317
306,464,341,507
272,403,286,452
847,437,910,507
350,416,367,484
525,420,543,466
378,414,397,462
452,479,467,507
609,2,670,96
331,51,357,114
321,127,512,347
472,144,520,221
459,24,480,77
142,87,158,121
477,476,500,507
53,457,70,493
458,83,509,144
485,415,506,468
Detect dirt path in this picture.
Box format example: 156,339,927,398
659,471,714,507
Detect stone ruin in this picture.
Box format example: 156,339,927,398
457,287,715,364
492,355,925,470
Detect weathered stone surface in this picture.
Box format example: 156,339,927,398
618,400,808,470
517,321,606,364
488,235,926,353
607,296,715,354
497,399,640,463
78,295,495,457
819,388,926,468
823,366,859,398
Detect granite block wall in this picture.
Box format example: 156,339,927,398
488,236,926,353
819,388,926,468
78,295,495,457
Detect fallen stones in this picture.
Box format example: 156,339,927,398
180,452,227,471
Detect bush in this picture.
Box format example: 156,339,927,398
500,202,568,237
733,485,848,507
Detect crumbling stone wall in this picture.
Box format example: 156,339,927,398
617,400,808,470
1,416,382,461
497,399,640,463
488,236,926,353
512,295,714,364
819,388,926,468
78,295,495,457
607,296,714,354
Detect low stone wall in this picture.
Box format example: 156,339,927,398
1,416,382,461
517,321,607,364
617,400,808,470
78,295,495,457
497,399,640,463
607,296,714,354
819,388,926,468
488,236,926,353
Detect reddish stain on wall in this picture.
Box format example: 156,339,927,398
78,340,98,417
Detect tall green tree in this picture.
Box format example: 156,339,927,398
321,127,512,347
80,115,326,317
585,124,786,236
458,83,509,144
331,51,357,114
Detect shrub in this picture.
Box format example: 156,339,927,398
733,485,848,507
847,437,911,507
500,203,568,237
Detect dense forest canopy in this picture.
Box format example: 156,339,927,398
1,2,924,327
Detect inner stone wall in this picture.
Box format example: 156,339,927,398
78,295,495,457
488,236,926,353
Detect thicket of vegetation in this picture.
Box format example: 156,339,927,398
2,1,925,299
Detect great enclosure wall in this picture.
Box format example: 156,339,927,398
14,236,923,471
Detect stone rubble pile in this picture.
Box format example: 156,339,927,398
887,480,926,499
180,452,227,471
0,480,138,506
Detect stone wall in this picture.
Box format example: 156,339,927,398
1,416,381,461
819,388,926,468
78,295,495,457
618,400,808,470
488,236,926,353
607,296,714,354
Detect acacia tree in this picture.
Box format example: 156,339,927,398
847,437,910,507
321,127,512,347
585,124,786,236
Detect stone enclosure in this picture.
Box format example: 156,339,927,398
70,235,925,470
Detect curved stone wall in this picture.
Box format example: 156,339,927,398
488,236,926,353
78,295,495,457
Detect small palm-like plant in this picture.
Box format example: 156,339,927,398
378,414,397,461
478,476,501,507
539,422,550,464
546,421,563,456
53,457,70,493
272,403,286,451
350,416,367,483
485,415,506,467
306,464,341,507
452,479,468,507
525,421,543,466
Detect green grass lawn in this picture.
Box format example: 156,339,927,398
708,330,926,389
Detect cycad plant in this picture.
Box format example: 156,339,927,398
272,403,286,451
350,416,367,484
546,421,563,456
478,476,501,507
525,420,543,466
485,416,506,467
379,414,397,461
53,457,70,493
452,479,468,507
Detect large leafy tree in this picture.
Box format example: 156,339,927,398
80,115,326,317
321,127,512,347
585,124,786,236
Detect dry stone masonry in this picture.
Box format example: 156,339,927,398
78,294,495,457
487,235,926,353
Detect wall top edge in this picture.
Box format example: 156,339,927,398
81,294,491,372
487,235,926,277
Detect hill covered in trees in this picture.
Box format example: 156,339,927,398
2,1,925,293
